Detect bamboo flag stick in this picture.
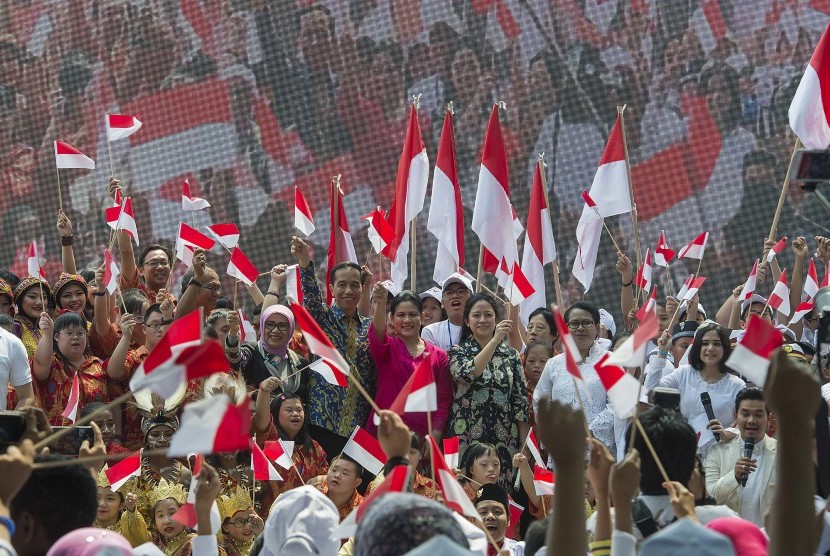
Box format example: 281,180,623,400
348,371,382,416
634,418,671,484
476,245,484,293
766,137,802,253
618,105,644,306
55,166,63,211
107,138,115,177
34,391,135,451
33,448,168,470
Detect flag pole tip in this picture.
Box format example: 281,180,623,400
412,94,422,110
446,101,454,115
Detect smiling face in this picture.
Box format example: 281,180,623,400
566,308,597,353
142,249,171,291
421,298,443,326
55,324,88,360
223,509,256,543
326,457,362,498
21,288,46,319
698,329,724,369
96,487,122,524
442,283,470,323
736,399,768,443
392,300,421,340
262,314,290,350
476,500,508,543
329,267,362,314
465,300,496,341
154,499,184,540
278,398,305,439
58,284,86,313
469,452,500,485
196,269,222,311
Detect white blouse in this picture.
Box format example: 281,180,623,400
533,342,609,428
658,365,746,427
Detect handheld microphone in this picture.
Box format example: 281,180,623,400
741,439,754,487
700,392,719,441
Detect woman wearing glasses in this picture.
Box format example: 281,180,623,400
225,305,309,401
533,302,609,432
31,310,112,425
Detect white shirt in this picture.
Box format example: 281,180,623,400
740,440,767,526
0,328,31,410
658,365,746,427
421,320,462,352
821,383,830,403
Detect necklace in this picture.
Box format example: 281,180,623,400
141,457,181,487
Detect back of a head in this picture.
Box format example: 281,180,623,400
354,493,469,556
261,486,340,556
524,517,550,556
628,406,696,494
46,528,132,556
10,456,98,554
640,519,736,556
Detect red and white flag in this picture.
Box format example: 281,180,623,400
573,115,631,290
61,374,80,423
505,262,535,306
167,394,252,457
178,222,216,251
790,22,830,149
105,113,143,142
472,106,519,285
690,0,728,54
654,232,675,267
336,465,412,538
526,429,545,468
327,185,358,303
343,426,387,475
290,303,350,385
443,436,460,469
726,315,783,386
227,247,259,286
677,232,709,260
181,180,211,211
294,186,315,236
508,499,525,528
104,451,141,491
682,276,707,301
54,141,95,169
739,260,759,301
552,306,584,383
252,441,283,481
768,271,791,316
595,353,641,419
264,439,295,470
284,264,303,304
173,454,222,532
428,436,479,518
766,237,787,263
634,287,658,322
113,198,139,246
790,301,815,325
308,359,349,388
427,109,465,285
520,160,557,325
27,242,45,279
362,207,396,257
634,248,653,293
677,274,695,301
806,259,820,301
103,249,120,295
175,242,195,268
533,465,555,496
607,308,659,368
388,104,430,287
205,223,240,250
237,309,257,343
387,358,437,415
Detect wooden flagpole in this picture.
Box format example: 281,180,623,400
426,411,436,487
107,138,115,177
332,175,341,261
537,154,565,310
410,95,421,292
55,166,63,211
34,391,135,450
617,105,644,307
762,137,801,263
475,245,484,293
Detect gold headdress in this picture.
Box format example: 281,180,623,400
203,373,247,404
97,466,111,489
146,478,187,509
216,486,253,521
133,383,187,435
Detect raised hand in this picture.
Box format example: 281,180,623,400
56,210,72,237
535,398,586,470
291,236,311,268
38,312,53,332
227,310,240,338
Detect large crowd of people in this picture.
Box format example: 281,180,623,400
1,0,830,555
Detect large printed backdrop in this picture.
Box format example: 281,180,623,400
2,0,828,319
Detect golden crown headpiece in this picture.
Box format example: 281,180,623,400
216,486,253,521
146,478,187,508
97,466,111,489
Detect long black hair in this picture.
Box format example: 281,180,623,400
459,293,501,343
688,322,732,372
270,393,316,455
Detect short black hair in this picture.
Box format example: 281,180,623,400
144,303,163,322
462,442,499,477
564,301,601,325
390,290,422,315
10,455,97,546
626,406,696,494
528,307,558,341
525,340,553,359
523,517,550,555
459,293,502,343
333,452,364,478
329,262,362,285
122,288,150,316
214,297,233,309
688,322,731,372
734,387,766,414
0,270,20,288
138,244,172,267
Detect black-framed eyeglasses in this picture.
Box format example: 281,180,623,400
567,320,595,330
143,259,170,268
264,322,290,332
201,284,222,293
230,517,256,528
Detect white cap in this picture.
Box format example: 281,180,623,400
262,486,340,556
419,287,443,302
441,273,474,294
598,308,616,337
740,294,768,314
680,303,707,318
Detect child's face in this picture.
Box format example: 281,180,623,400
154,499,185,540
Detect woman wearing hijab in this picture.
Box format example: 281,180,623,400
225,305,309,402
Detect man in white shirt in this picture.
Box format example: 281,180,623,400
474,484,523,555
704,387,776,526
420,273,472,351
0,327,32,409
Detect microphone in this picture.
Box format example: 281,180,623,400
741,439,754,487
700,392,719,441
